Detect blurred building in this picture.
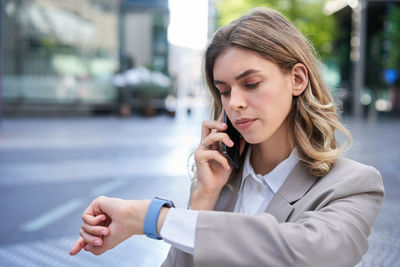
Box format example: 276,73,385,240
169,44,204,99
168,0,213,113
0,0,170,116
326,0,400,118
1,0,119,116
119,0,169,74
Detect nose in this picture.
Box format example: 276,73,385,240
228,87,247,110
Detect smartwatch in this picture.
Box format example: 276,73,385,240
143,197,175,240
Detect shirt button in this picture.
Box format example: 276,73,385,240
257,184,262,192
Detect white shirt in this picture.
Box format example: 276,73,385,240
160,146,299,254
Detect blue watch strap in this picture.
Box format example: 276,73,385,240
143,197,175,240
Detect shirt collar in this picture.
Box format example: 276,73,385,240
241,145,299,193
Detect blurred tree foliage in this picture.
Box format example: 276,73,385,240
215,0,339,59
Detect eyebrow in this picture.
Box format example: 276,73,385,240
214,69,260,85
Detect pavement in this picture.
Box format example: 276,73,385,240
0,105,399,267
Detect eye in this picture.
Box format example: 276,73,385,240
245,82,260,89
219,90,230,96
215,85,230,96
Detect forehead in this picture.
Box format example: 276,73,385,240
213,47,278,79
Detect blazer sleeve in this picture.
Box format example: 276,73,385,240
193,166,384,267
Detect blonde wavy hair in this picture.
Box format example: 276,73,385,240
204,8,352,177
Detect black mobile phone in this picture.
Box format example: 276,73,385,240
222,111,241,169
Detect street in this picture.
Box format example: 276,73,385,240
0,107,399,266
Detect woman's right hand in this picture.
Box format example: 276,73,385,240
190,118,236,210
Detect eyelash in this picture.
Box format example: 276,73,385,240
245,82,260,89
218,82,260,96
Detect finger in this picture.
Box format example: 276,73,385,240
90,245,107,256
84,244,94,252
80,229,104,247
82,213,106,226
203,132,234,149
69,237,86,256
195,150,231,170
81,221,109,236
82,196,108,219
201,120,227,140
84,243,107,256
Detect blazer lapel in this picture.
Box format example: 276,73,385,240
265,162,318,222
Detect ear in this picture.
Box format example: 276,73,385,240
291,63,308,96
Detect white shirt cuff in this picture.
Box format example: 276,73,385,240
160,207,199,255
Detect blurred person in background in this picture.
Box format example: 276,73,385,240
69,8,384,267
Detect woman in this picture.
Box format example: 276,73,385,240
70,8,384,267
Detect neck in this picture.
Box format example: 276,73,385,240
250,120,294,175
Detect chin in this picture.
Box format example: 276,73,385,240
242,130,274,145
241,134,264,145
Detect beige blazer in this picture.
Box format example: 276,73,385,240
161,157,384,267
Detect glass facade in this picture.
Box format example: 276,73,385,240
1,0,119,105
329,2,400,117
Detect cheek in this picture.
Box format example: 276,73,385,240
280,90,294,111
221,98,229,111
256,87,293,120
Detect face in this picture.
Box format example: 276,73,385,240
213,47,294,145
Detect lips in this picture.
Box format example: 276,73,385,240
234,118,256,130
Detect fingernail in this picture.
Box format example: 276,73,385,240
220,123,226,127
230,140,234,146
94,239,101,246
101,230,107,235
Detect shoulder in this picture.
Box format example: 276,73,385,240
290,158,384,219
314,157,384,197
328,157,381,181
